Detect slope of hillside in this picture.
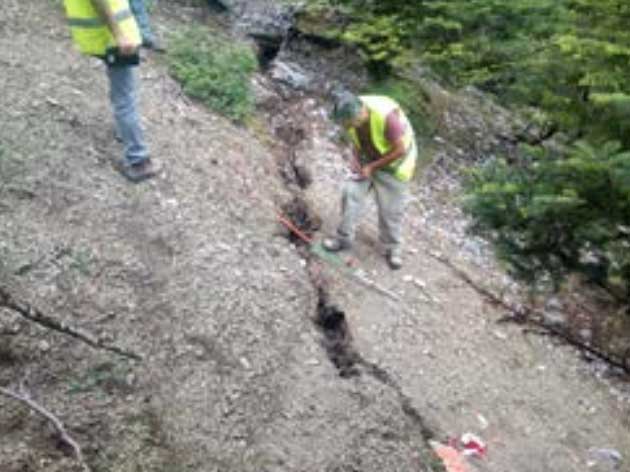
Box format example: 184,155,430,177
0,1,628,472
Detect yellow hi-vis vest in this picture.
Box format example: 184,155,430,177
348,95,417,182
63,0,141,56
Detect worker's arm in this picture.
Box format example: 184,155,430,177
361,138,406,178
90,0,138,55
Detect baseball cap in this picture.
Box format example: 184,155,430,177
332,92,362,122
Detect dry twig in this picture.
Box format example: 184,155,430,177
0,386,90,472
425,250,630,374
0,286,142,360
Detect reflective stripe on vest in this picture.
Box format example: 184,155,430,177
63,0,141,56
348,95,417,182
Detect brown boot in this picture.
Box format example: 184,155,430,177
117,159,159,183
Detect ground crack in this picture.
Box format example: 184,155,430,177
315,287,437,441
264,79,440,446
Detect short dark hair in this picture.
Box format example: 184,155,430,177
332,92,362,122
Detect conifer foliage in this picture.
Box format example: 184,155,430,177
460,0,630,301
464,142,630,302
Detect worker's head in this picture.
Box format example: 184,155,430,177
332,92,368,128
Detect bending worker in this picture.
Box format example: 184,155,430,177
63,0,157,182
324,93,418,270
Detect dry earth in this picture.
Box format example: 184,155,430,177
0,1,629,472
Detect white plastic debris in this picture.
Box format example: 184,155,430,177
588,448,623,469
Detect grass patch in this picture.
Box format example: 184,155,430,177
167,27,258,122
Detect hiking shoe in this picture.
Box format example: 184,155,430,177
323,237,351,252
386,248,403,270
117,158,159,183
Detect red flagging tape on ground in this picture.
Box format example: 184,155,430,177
277,213,314,244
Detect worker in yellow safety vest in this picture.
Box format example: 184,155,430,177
63,0,158,182
323,92,418,270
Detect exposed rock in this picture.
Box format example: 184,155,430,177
269,60,311,91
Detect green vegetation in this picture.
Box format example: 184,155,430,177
464,142,630,301
311,0,630,303
309,0,630,145
167,27,257,122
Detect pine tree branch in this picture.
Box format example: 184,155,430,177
425,250,630,374
0,286,142,361
0,386,90,472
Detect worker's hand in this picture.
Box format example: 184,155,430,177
361,163,375,179
349,153,362,174
116,34,139,56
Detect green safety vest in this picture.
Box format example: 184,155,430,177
348,95,417,182
63,0,141,56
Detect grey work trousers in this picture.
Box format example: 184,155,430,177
337,170,409,251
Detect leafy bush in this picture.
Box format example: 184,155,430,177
464,141,630,302
167,27,257,122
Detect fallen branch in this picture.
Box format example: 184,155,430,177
0,287,142,361
425,251,630,374
0,386,90,472
347,267,403,303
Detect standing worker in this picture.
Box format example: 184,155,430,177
63,0,158,182
324,92,418,270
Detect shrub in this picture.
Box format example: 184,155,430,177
341,14,406,77
464,141,630,303
167,27,257,122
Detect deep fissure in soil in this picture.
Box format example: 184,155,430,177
314,286,437,440
263,55,440,444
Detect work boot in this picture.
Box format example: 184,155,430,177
142,36,166,53
116,158,159,183
386,248,403,270
323,237,351,252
